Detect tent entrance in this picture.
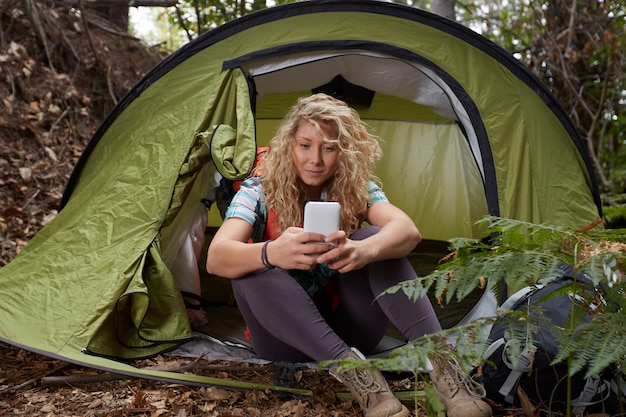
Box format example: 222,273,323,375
234,49,492,241
230,48,490,183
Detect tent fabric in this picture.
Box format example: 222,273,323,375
0,0,602,386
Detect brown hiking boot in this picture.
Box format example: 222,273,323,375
330,348,410,417
429,355,492,417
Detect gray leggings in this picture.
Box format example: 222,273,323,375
231,226,442,362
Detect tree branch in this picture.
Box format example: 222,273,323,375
21,0,56,73
584,71,609,186
0,363,69,396
175,5,194,41
130,0,178,6
106,64,119,105
77,0,102,67
58,0,177,6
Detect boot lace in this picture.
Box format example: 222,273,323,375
343,367,382,398
441,355,486,399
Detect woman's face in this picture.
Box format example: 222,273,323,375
291,122,339,198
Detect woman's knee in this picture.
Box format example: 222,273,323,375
232,269,288,300
231,268,313,309
351,225,380,241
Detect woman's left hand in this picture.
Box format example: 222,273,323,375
314,202,421,273
316,230,373,273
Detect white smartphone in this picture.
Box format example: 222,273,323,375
303,201,341,237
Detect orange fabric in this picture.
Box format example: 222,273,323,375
234,147,268,192
264,209,280,241
234,147,280,242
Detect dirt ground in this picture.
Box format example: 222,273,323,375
0,0,164,265
1,341,533,417
0,342,387,417
0,2,529,416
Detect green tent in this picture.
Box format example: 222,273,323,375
0,0,601,387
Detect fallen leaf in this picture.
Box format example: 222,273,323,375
18,167,32,182
517,387,536,417
9,41,24,57
202,387,230,401
45,146,58,161
2,98,14,114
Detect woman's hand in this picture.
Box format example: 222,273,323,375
265,227,335,270
315,230,373,273
207,219,336,278
315,202,421,273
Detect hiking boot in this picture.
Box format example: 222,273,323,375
429,355,492,417
330,348,409,417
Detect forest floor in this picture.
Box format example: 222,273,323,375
0,342,393,417
1,341,534,417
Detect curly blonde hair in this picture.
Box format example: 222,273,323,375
259,93,383,236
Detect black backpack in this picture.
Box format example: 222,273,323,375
481,265,625,415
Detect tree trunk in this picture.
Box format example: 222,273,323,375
431,0,455,20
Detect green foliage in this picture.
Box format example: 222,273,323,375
170,0,298,37
603,200,626,229
456,0,626,194
375,320,494,374
553,311,626,376
387,216,626,383
422,383,446,417
331,214,626,412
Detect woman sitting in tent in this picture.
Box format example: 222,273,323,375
206,93,492,417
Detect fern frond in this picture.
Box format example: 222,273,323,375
553,312,626,377
577,248,626,289
380,275,434,303
491,307,542,367
480,217,577,254
369,318,496,374
584,227,626,244
385,215,626,395
428,249,565,303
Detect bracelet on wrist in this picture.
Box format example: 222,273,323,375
261,240,274,270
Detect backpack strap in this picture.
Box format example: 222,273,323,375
571,375,612,415
499,284,542,310
483,337,505,360
233,147,268,191
499,338,537,403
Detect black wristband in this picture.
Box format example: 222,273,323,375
261,240,274,270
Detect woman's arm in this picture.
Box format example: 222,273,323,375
362,201,422,260
205,217,265,279
206,217,334,279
